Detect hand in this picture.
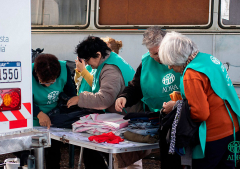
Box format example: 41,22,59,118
115,97,127,112
37,111,52,129
75,58,86,72
162,101,176,114
67,96,79,108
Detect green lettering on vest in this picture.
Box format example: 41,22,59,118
227,155,233,161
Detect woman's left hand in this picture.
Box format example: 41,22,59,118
67,96,79,108
162,101,176,114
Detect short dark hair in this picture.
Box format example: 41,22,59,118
34,53,61,82
75,36,111,60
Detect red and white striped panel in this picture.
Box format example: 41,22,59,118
0,103,31,131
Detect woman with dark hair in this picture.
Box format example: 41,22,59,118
33,53,60,85
33,53,76,127
67,36,135,112
32,53,76,169
74,37,123,94
67,36,136,169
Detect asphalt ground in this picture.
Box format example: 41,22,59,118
0,145,160,169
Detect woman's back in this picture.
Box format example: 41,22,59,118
184,69,239,142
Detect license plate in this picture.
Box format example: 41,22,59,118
0,62,21,83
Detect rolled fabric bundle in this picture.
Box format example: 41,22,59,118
124,131,158,143
169,91,182,101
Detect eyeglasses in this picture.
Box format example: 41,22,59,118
84,58,90,62
149,52,159,59
39,79,56,85
78,57,90,63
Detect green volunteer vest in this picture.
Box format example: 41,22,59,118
32,60,68,126
180,52,240,159
77,65,96,95
140,52,181,112
92,52,135,94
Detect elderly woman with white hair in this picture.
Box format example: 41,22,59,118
159,31,240,168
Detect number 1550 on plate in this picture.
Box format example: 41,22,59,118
0,62,21,83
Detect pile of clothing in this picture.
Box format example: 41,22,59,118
72,113,129,135
123,112,160,143
88,132,124,144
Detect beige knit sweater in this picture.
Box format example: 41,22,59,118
78,54,135,112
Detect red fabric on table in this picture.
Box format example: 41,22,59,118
88,132,124,144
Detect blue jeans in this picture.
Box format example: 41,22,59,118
128,121,159,129
126,128,158,136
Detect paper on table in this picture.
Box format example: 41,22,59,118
34,127,90,141
100,142,136,148
34,126,65,132
50,131,90,142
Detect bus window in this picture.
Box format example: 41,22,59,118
31,0,89,28
220,0,240,28
96,0,212,29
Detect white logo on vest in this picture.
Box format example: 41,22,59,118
162,85,179,93
210,56,220,65
225,74,233,87
47,91,59,104
221,64,225,72
162,73,175,85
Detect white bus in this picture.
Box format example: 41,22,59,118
31,0,240,96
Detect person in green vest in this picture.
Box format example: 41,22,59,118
114,26,181,169
67,36,135,111
115,26,181,114
67,36,142,169
159,31,240,168
32,53,76,169
33,53,76,128
74,37,123,95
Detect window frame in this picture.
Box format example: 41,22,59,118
31,0,91,29
218,0,240,29
94,0,213,29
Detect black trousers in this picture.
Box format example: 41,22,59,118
159,128,182,169
45,139,62,169
83,148,109,169
14,150,32,166
192,132,239,169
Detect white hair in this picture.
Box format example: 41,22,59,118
159,31,198,66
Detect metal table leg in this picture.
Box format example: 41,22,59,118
34,147,44,169
78,147,84,169
69,145,75,169
109,153,112,169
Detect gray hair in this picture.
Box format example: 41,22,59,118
159,31,198,66
142,26,166,49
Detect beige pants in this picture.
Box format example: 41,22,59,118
113,154,142,169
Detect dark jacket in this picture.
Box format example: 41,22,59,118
159,99,200,169
118,63,143,107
